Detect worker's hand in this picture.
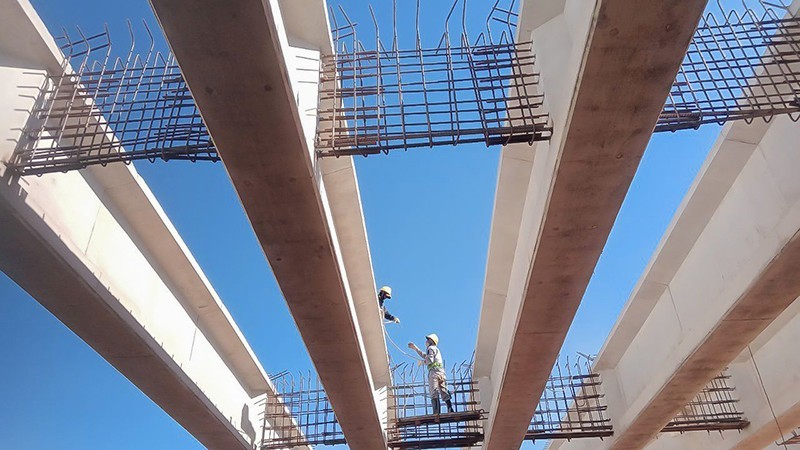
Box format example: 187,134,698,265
393,317,401,324
417,359,424,366
407,342,416,349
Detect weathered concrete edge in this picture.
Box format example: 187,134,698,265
484,1,709,448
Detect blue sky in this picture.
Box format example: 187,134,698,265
0,1,721,449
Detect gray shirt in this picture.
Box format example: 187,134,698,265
425,345,444,371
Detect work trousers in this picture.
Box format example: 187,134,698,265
428,369,451,401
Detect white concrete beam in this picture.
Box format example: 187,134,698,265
477,1,707,448
594,120,771,374
558,112,800,450
276,4,391,390
284,33,391,391
147,0,388,448
719,302,800,450
0,2,303,448
608,120,800,450
555,3,800,448
0,164,260,450
554,279,800,450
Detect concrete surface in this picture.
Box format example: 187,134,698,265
476,1,708,448
547,4,800,447
0,1,302,448
555,115,800,450
147,0,388,448
553,43,800,448
566,114,800,450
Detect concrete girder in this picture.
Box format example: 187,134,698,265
476,1,708,449
147,0,388,448
579,115,800,450
0,2,300,448
609,235,800,449
547,42,800,447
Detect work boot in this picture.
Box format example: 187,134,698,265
445,399,455,413
431,398,441,415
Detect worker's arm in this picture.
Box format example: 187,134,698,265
383,308,398,322
424,347,436,366
408,343,426,359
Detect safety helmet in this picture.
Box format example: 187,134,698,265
425,333,439,346
379,286,392,298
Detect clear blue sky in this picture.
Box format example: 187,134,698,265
0,1,721,449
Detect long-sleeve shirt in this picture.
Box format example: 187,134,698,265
379,297,396,321
425,345,444,371
414,345,445,371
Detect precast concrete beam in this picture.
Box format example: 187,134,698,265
608,234,800,449
0,2,304,449
147,0,387,448
0,195,252,450
274,1,392,389
548,118,772,450
548,91,800,450
276,20,391,391
599,117,800,450
480,1,707,449
715,298,800,450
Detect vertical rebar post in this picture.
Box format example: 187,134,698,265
316,0,551,157
10,24,218,175
526,355,613,442
663,370,748,433
658,0,800,132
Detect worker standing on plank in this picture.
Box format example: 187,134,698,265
379,286,400,324
408,333,454,414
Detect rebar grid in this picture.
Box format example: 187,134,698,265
662,370,749,433
9,23,217,176
778,430,800,445
258,371,345,449
526,356,613,442
316,0,551,158
388,360,485,449
657,0,800,132
10,0,800,174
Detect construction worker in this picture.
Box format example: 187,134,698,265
408,333,454,414
378,286,400,324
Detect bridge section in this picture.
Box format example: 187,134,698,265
0,1,301,448
148,0,390,447
473,1,708,448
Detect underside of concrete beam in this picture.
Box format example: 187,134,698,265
0,3,300,448
611,230,800,449
0,2,308,448
147,0,386,448
482,1,708,448
0,198,252,449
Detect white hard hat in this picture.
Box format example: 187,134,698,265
425,333,439,345
379,286,392,297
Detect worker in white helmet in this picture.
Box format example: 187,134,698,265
408,333,454,414
378,286,400,324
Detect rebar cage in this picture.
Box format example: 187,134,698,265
257,362,484,450
662,370,748,433
657,0,800,132
778,429,800,445
9,23,217,175
524,363,748,445
388,360,486,449
9,0,800,174
258,371,345,449
526,356,614,442
316,0,551,157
